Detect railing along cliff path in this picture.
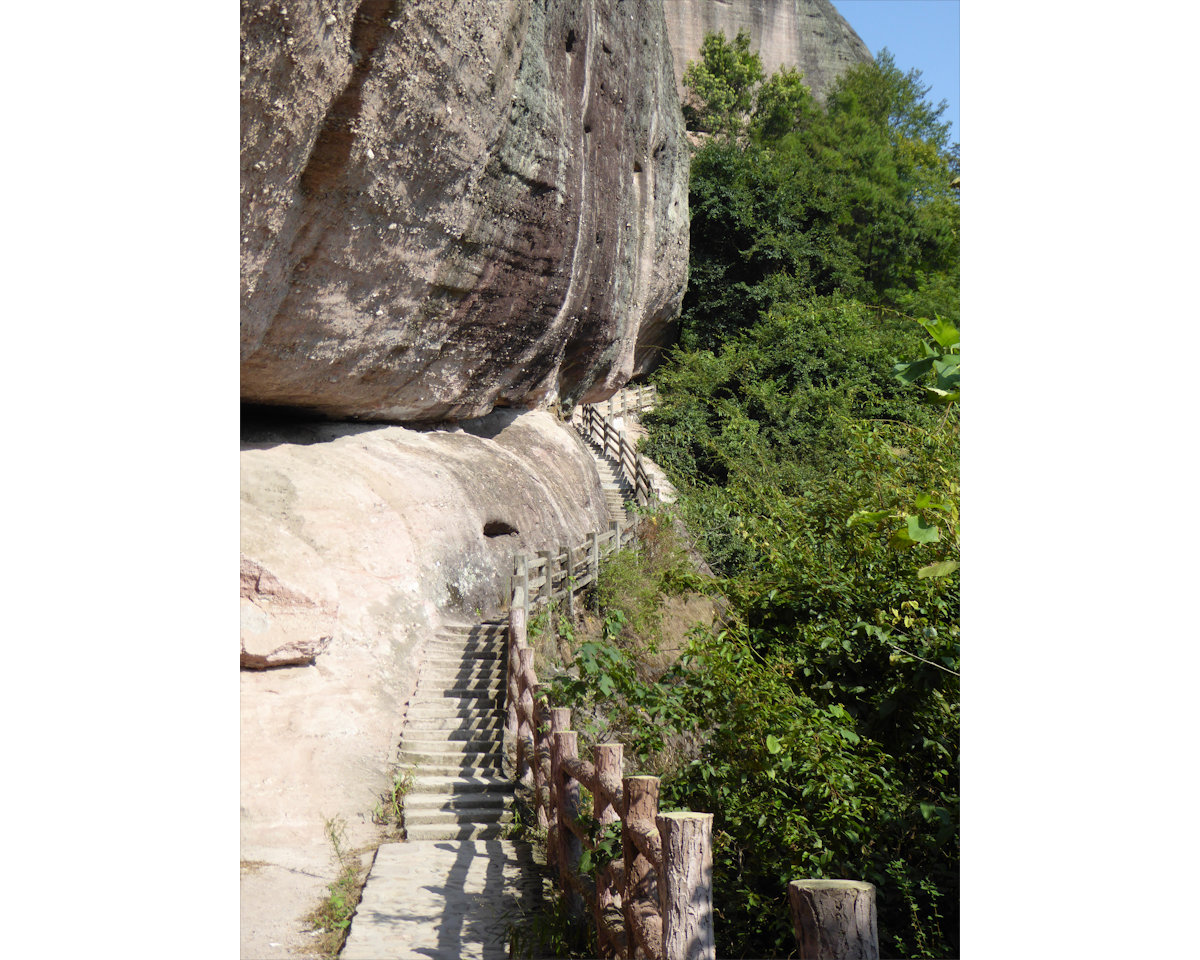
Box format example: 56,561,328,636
502,386,878,959
505,385,716,959
574,383,658,507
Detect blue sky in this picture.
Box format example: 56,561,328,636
832,1,960,147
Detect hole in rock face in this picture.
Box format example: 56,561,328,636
566,29,577,52
483,520,519,538
633,160,643,173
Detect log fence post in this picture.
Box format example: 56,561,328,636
546,707,571,871
623,776,661,954
516,648,536,782
531,683,548,831
658,812,715,960
565,543,575,618
537,549,553,602
788,880,879,960
507,600,526,774
554,725,584,917
594,743,623,958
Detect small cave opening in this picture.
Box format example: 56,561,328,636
633,159,643,173
483,520,520,538
566,29,577,52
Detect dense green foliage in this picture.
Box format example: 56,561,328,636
651,36,960,957
544,33,961,959
680,33,959,352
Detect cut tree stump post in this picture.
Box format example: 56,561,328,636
788,880,879,960
657,812,715,960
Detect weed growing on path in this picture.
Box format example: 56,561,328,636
370,767,416,838
304,816,370,958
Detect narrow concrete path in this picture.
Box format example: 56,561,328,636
342,839,539,959
575,415,638,524
342,622,539,958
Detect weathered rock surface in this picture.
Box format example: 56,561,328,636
663,0,872,103
241,0,689,421
239,409,609,957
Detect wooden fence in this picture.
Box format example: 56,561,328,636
575,385,658,507
505,562,714,960
503,386,715,959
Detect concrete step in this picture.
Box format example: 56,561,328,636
411,701,502,716
405,702,504,718
401,738,501,755
404,716,505,735
415,688,503,702
403,806,513,828
423,655,507,669
408,774,513,796
403,822,509,842
422,682,504,697
432,629,507,642
404,792,510,812
424,643,504,657
422,646,503,660
398,751,503,769
400,761,504,778
422,669,506,686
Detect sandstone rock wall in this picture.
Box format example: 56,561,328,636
241,0,689,421
239,409,611,953
662,0,872,102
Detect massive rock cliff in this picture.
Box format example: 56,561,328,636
662,0,872,102
241,0,689,421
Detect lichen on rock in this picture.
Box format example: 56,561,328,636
241,0,690,421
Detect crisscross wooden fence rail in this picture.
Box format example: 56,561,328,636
505,560,715,960
503,389,716,960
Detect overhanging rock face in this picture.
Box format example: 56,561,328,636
662,0,872,103
241,0,689,421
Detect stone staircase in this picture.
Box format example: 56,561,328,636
581,429,637,524
341,620,536,959
399,620,513,841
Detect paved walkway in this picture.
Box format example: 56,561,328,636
342,839,540,959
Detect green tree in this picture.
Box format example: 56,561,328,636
679,38,960,352
681,29,764,134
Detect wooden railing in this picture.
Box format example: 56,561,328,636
505,564,714,960
502,386,715,959
576,384,658,507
